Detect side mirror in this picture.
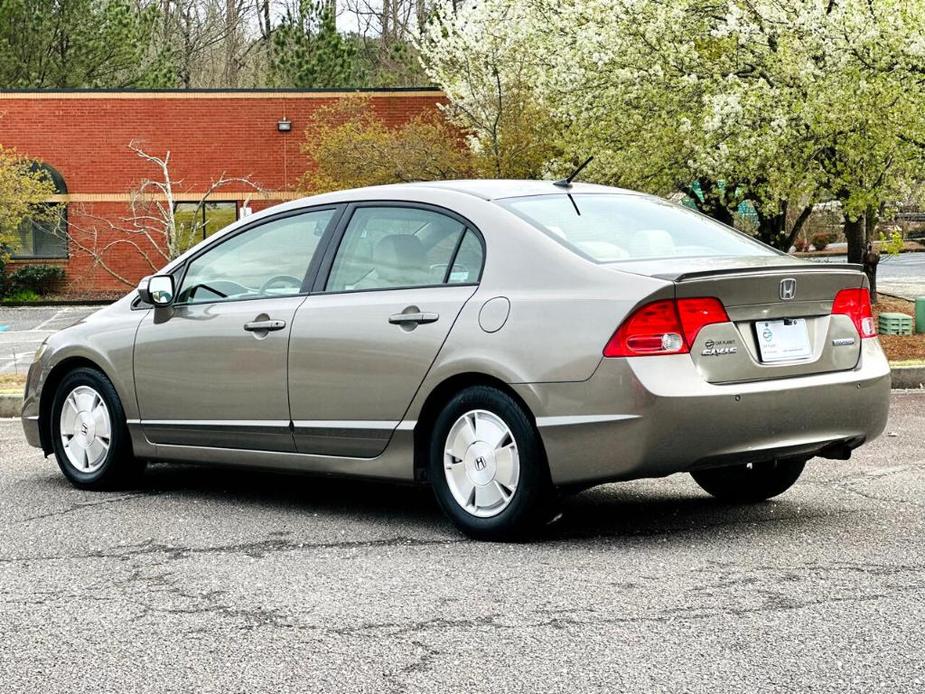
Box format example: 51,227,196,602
138,275,175,307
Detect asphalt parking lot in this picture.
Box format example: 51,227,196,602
813,251,925,300
0,305,99,375
0,393,923,692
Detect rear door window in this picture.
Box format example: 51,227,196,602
325,206,481,292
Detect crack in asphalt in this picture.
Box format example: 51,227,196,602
0,503,883,566
106,535,464,560
320,581,925,639
0,508,853,566
7,565,923,640
0,535,463,566
13,493,154,524
799,462,925,508
835,484,925,507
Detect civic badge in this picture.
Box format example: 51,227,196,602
779,278,797,301
701,338,738,356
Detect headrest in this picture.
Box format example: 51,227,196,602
374,234,429,284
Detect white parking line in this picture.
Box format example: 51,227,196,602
32,309,65,331
0,334,50,342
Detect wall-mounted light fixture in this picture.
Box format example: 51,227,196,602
277,117,292,133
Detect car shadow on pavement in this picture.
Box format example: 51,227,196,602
547,486,822,543
32,460,827,543
134,461,444,523
103,461,822,543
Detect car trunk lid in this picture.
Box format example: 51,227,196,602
608,256,867,383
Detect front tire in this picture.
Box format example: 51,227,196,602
428,385,554,541
50,367,143,489
691,458,806,503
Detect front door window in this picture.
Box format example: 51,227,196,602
177,208,336,304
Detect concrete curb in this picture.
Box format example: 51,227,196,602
891,365,925,390
0,394,22,418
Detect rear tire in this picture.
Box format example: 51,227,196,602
50,367,144,489
691,459,806,503
428,385,554,541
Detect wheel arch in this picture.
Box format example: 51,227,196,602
39,356,117,454
411,371,542,482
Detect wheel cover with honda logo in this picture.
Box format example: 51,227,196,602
443,409,520,518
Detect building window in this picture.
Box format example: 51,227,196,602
11,163,68,260
174,201,239,252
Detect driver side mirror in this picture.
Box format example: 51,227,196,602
137,274,175,307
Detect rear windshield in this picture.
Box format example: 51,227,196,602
498,194,778,262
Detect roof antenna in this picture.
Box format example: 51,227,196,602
553,156,594,188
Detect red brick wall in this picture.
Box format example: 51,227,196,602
0,90,445,296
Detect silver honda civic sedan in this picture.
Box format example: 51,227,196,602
21,180,891,539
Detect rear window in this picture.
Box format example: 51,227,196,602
498,194,778,262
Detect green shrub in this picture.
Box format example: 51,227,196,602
10,264,64,296
1,288,41,304
811,232,834,251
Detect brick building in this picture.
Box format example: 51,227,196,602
0,89,444,296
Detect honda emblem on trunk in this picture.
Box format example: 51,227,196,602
779,278,797,301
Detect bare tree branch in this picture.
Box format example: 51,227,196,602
60,140,264,288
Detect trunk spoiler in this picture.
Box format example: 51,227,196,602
654,263,864,283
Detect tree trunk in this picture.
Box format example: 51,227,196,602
784,205,813,251
756,206,787,250
693,178,736,227
224,0,239,87
258,0,270,41
416,0,428,29
704,202,735,227
844,215,865,264
864,205,879,246
863,243,880,304
381,0,391,43
753,200,812,251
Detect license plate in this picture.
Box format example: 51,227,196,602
755,319,812,363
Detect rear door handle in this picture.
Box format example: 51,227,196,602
244,319,287,332
388,312,439,325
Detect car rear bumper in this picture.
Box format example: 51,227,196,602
515,338,891,486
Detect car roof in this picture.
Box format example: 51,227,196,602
249,179,648,222
400,179,640,200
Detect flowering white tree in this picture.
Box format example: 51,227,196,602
423,0,925,259
420,1,563,178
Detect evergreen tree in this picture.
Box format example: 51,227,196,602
0,0,174,88
270,1,356,88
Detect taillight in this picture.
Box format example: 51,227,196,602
604,297,729,357
676,297,730,345
832,287,876,338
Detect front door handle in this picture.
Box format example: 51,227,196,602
244,319,287,332
388,311,439,325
